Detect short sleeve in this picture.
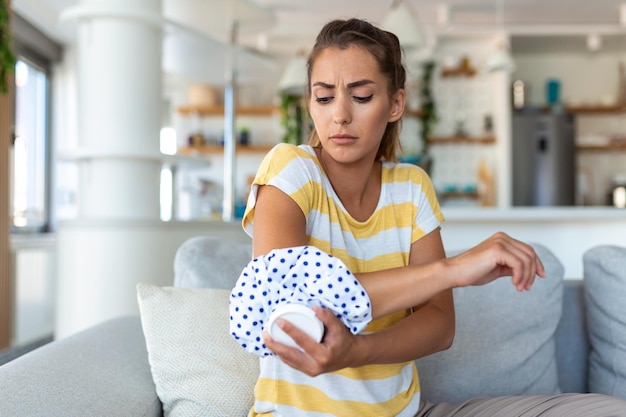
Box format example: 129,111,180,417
408,165,444,243
241,144,320,238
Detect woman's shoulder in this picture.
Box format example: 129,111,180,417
265,143,316,162
382,160,432,185
258,143,321,180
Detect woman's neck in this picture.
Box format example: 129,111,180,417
317,147,382,222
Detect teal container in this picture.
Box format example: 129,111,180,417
546,79,561,105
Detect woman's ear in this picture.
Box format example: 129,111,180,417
388,89,406,122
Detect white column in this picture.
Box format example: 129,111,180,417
56,0,164,338
493,70,513,208
68,0,163,219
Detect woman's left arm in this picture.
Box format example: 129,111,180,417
352,227,454,364
266,228,454,374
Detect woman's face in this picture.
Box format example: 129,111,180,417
308,45,404,165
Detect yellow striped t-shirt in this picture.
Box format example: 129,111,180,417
242,143,444,417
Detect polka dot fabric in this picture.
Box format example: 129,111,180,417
229,246,372,357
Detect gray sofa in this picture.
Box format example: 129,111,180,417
1,237,625,417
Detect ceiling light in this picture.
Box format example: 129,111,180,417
380,0,424,49
437,4,451,26
278,52,307,95
486,38,516,73
587,34,602,51
486,1,516,73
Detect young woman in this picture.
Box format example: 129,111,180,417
240,18,626,417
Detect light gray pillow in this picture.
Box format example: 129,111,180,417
173,236,251,289
137,283,258,417
416,243,563,403
583,245,626,400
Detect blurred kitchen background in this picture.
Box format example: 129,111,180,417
2,0,626,360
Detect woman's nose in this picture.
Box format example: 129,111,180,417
333,96,351,125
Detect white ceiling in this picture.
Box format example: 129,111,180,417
246,0,626,54
12,0,626,84
15,0,626,50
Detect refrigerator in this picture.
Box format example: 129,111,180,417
512,112,576,206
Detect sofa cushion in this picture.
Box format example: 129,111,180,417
137,283,258,417
415,243,564,404
0,316,161,417
583,245,626,400
174,236,251,289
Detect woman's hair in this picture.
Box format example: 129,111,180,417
306,18,406,162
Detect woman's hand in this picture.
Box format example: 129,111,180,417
444,232,546,292
263,306,362,376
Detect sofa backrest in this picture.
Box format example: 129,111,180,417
173,236,587,402
555,279,589,393
174,236,252,289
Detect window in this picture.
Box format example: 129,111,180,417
9,12,61,233
11,58,49,232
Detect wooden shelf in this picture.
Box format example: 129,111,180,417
177,144,275,155
576,142,626,152
177,105,278,117
538,104,626,114
567,104,626,114
440,66,476,78
440,191,479,200
404,109,424,118
427,135,496,145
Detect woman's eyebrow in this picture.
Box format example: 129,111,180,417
312,79,375,89
312,81,334,89
347,79,375,88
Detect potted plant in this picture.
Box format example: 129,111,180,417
417,60,437,173
0,0,16,94
279,92,307,145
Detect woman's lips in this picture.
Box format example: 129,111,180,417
330,134,357,144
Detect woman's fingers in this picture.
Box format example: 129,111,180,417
451,232,544,291
262,306,357,376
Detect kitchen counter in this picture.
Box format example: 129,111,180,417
439,206,626,278
442,206,626,222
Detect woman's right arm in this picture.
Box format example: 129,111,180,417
356,231,545,319
251,184,308,257
252,184,545,319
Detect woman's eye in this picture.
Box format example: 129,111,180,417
354,94,373,103
315,96,333,104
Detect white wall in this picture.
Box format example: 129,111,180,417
55,219,248,338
